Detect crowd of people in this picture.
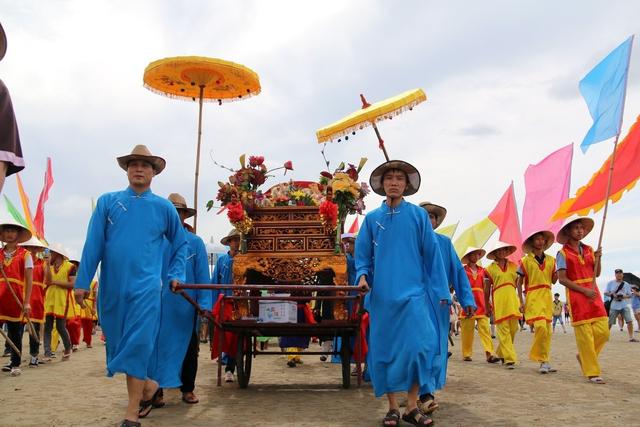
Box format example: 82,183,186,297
0,146,635,427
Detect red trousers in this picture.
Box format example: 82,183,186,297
81,318,93,345
67,317,81,346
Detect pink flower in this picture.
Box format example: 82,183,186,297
284,160,293,171
249,156,264,167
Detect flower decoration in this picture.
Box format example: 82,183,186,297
319,199,338,231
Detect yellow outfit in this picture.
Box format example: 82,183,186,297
44,260,75,319
487,261,520,364
574,319,609,377
520,253,555,363
460,317,494,358
80,281,98,320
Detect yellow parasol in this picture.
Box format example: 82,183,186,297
143,56,261,231
316,88,426,161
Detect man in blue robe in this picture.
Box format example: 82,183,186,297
211,229,240,382
74,145,187,427
149,193,211,406
418,202,476,415
356,160,450,427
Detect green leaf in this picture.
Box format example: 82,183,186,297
239,154,246,168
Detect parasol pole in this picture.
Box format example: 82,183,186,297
593,35,634,287
193,85,205,232
360,95,390,161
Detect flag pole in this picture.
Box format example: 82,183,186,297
593,34,634,280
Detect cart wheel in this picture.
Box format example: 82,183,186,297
340,335,351,389
236,334,252,389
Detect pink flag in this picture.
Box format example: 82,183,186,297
521,144,573,239
34,158,54,240
488,182,523,262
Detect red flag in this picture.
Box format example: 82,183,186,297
488,182,523,262
553,114,640,220
348,216,359,234
33,158,53,240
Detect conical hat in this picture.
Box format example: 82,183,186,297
117,145,166,174
341,232,355,241
19,236,48,249
48,243,70,260
461,246,486,265
556,217,594,245
419,202,447,229
369,160,421,197
522,230,555,253
168,193,196,218
486,240,517,261
0,218,32,244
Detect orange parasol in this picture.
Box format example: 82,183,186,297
316,88,426,161
143,56,261,231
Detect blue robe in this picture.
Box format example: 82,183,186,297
355,200,450,397
151,228,212,388
211,252,234,300
75,187,187,380
427,234,476,393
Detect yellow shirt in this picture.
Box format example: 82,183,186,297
519,253,555,324
44,260,75,319
486,261,520,324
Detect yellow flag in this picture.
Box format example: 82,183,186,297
453,217,497,258
436,222,458,239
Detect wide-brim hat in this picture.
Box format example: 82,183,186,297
341,232,355,241
220,229,241,246
486,240,517,261
522,230,555,253
461,246,486,265
168,193,196,218
369,160,421,197
556,217,594,245
0,219,32,244
419,202,447,229
19,236,48,249
48,243,70,260
117,145,166,174
0,22,6,62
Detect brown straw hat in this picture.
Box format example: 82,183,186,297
461,246,486,265
556,217,594,245
0,219,32,244
220,229,241,246
369,160,421,197
117,145,166,174
419,202,447,229
521,230,555,253
168,193,196,219
0,22,6,62
486,240,517,261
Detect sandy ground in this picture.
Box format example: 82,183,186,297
0,325,638,427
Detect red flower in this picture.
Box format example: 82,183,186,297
284,161,293,171
249,156,264,167
227,202,246,223
319,200,338,228
320,171,333,179
346,165,358,181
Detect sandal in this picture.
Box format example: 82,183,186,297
418,394,439,414
588,376,606,384
402,408,434,426
382,409,401,426
486,355,500,364
151,388,165,408
138,385,162,419
120,420,141,427
463,356,472,362
182,391,199,404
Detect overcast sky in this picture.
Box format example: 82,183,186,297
1,0,639,291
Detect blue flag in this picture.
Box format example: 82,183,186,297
580,36,634,153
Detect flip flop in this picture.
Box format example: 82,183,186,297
588,376,606,384
418,395,439,414
139,385,162,419
120,420,141,427
182,392,199,404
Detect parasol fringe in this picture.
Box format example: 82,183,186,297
316,98,422,143
143,83,261,104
